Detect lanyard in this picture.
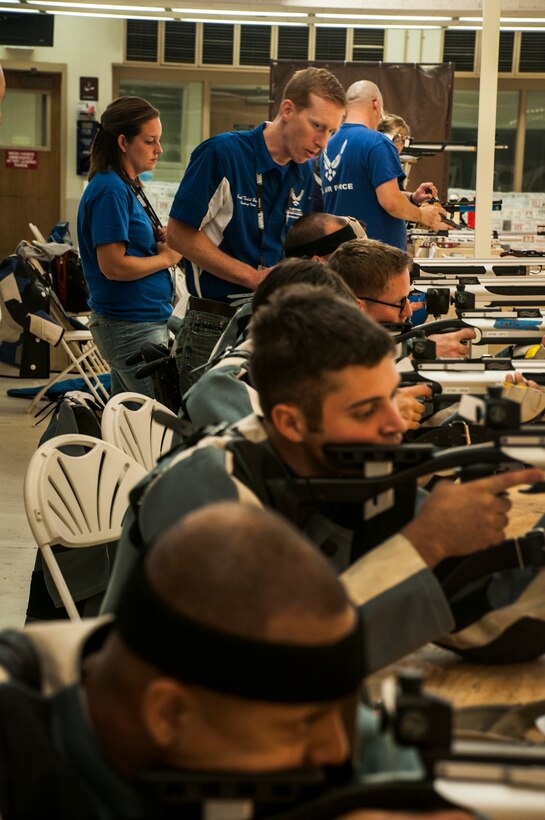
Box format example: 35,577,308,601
255,172,296,270
126,177,178,283
127,178,163,232
256,172,266,269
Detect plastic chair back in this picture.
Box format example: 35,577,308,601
101,392,177,471
24,434,147,619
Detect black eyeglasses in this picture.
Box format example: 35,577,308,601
357,295,410,314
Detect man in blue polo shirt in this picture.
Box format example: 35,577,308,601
167,67,346,394
321,80,448,250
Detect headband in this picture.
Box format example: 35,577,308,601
286,218,365,259
116,555,367,703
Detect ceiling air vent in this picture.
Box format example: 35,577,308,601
443,30,476,72
315,27,347,61
352,28,384,62
164,21,196,64
126,19,158,63
202,23,234,65
498,31,514,72
240,24,271,66
519,32,545,72
277,25,309,61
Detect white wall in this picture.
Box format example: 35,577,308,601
1,15,124,230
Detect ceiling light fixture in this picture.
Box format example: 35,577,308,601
315,13,451,22
44,9,172,19
316,22,441,30
501,26,545,32
178,17,305,26
172,8,306,16
501,17,545,24
455,16,545,25
29,1,165,10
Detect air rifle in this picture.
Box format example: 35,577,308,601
414,196,503,230
403,357,545,397
262,391,545,541
387,311,545,349
413,277,545,312
399,357,545,425
448,309,545,346
412,257,545,277
401,140,506,158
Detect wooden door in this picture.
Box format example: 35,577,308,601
0,69,61,260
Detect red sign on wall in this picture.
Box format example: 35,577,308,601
5,150,38,169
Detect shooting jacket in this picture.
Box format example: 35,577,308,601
183,339,257,429
0,618,155,820
103,414,454,673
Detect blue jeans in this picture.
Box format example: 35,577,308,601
89,312,169,398
175,308,231,397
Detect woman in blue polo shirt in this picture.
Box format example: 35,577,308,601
77,96,180,397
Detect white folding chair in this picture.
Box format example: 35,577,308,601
101,392,177,471
24,257,110,414
28,223,47,244
24,434,147,620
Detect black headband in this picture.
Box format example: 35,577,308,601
115,556,367,703
286,223,358,259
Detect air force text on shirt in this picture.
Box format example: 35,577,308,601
323,182,355,193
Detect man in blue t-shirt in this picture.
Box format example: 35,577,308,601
167,67,346,395
321,80,448,250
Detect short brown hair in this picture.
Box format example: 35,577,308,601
252,258,356,312
329,239,412,298
282,67,346,110
147,503,349,641
250,284,394,430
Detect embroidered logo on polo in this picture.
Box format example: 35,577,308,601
286,188,306,220
290,188,305,209
323,139,347,182
237,194,258,208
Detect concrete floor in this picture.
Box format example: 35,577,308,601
0,376,47,629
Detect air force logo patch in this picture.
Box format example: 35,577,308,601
291,188,305,208
323,139,347,182
286,187,306,220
